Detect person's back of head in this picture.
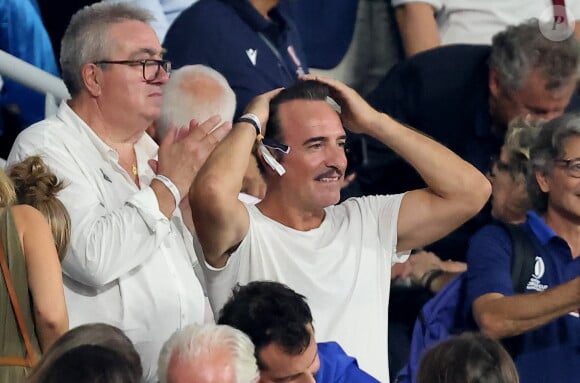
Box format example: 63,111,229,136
27,323,143,383
158,323,259,383
156,64,236,140
417,332,519,383
217,281,313,364
490,18,580,94
8,156,71,261
39,344,141,383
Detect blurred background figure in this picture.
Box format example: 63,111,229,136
27,323,142,383
417,332,519,383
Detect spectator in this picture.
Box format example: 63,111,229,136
158,323,259,383
7,3,230,381
218,281,379,383
8,156,71,261
164,0,308,118
417,332,519,383
393,1,580,57
358,19,580,255
39,344,141,383
467,112,580,382
191,77,490,381
27,323,142,383
155,64,264,207
0,167,68,382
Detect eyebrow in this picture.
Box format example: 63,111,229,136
128,48,167,59
302,135,347,146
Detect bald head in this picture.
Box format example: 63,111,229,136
156,65,236,139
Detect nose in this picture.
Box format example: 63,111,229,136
326,143,347,171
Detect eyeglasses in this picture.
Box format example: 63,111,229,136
554,158,580,178
93,59,171,81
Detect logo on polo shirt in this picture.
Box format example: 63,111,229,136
246,48,258,66
526,256,548,292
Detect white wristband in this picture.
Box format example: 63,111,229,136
238,113,262,136
153,174,181,209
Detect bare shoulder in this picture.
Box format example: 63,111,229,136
9,205,49,233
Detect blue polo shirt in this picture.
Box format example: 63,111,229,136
466,212,580,383
317,342,379,383
164,0,308,118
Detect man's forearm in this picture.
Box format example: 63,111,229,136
367,113,488,203
474,277,580,339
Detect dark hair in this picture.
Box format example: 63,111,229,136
257,80,334,174
40,344,141,383
417,332,519,383
28,323,142,383
217,281,313,368
527,112,580,213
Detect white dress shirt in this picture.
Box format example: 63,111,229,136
7,101,208,382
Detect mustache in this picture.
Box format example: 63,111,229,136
315,167,343,180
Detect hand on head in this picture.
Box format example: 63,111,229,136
299,74,381,135
243,87,284,134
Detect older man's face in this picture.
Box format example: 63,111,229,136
537,134,580,221
96,20,169,127
489,69,577,132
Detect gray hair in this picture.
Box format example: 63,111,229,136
528,112,580,213
60,3,154,97
156,65,236,139
158,323,259,383
490,18,580,92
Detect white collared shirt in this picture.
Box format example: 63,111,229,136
7,101,208,382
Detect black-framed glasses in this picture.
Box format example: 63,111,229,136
554,158,580,178
93,59,171,81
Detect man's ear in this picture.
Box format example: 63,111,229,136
535,170,551,193
82,63,102,97
489,69,501,98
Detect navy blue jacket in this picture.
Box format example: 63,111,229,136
164,0,308,118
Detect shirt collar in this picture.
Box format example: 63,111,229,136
526,211,558,245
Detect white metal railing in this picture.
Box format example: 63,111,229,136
0,49,70,116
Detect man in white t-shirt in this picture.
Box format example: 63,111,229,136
190,77,491,382
393,0,580,56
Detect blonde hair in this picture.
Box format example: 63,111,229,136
8,157,71,261
0,168,16,207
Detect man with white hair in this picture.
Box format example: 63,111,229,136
156,64,266,203
158,323,260,383
156,64,236,140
